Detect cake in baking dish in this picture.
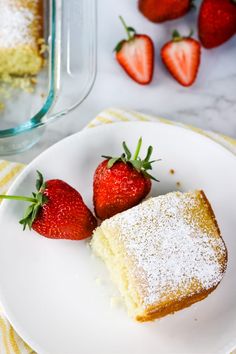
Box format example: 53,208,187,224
91,190,227,322
0,0,43,76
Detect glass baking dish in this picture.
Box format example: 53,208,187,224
0,0,97,155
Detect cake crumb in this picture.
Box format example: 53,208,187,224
176,181,181,188
169,169,175,175
39,39,48,55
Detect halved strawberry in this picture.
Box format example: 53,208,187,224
115,16,154,85
161,30,201,87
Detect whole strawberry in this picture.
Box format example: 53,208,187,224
93,138,159,220
161,30,201,87
198,0,236,49
138,0,192,23
0,172,97,240
115,16,154,85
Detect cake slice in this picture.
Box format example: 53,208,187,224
0,0,43,76
91,190,227,322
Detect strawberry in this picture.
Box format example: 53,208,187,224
0,171,97,240
161,30,201,87
198,0,236,49
138,0,192,23
114,16,154,85
93,138,159,220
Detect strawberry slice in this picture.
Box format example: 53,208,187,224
115,16,154,85
161,30,201,87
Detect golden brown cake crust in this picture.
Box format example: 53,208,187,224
136,285,217,322
200,190,228,271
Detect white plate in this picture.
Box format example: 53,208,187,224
0,122,236,354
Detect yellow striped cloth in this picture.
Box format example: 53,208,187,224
0,108,236,353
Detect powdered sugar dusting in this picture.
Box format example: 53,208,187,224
0,0,40,48
104,191,227,306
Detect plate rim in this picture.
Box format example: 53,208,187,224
3,120,236,198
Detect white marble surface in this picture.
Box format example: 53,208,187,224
4,0,236,164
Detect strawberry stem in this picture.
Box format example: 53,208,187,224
0,171,48,231
133,137,142,160
119,16,131,40
119,15,136,41
114,16,136,52
0,195,36,203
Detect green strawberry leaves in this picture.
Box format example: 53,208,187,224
102,137,160,181
172,29,194,42
114,16,137,53
0,171,48,231
36,170,44,191
122,141,132,160
107,157,121,169
114,40,125,53
19,171,48,230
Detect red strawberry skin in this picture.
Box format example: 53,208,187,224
93,160,151,220
32,180,97,240
116,34,154,85
138,0,191,23
161,38,201,87
199,0,236,49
